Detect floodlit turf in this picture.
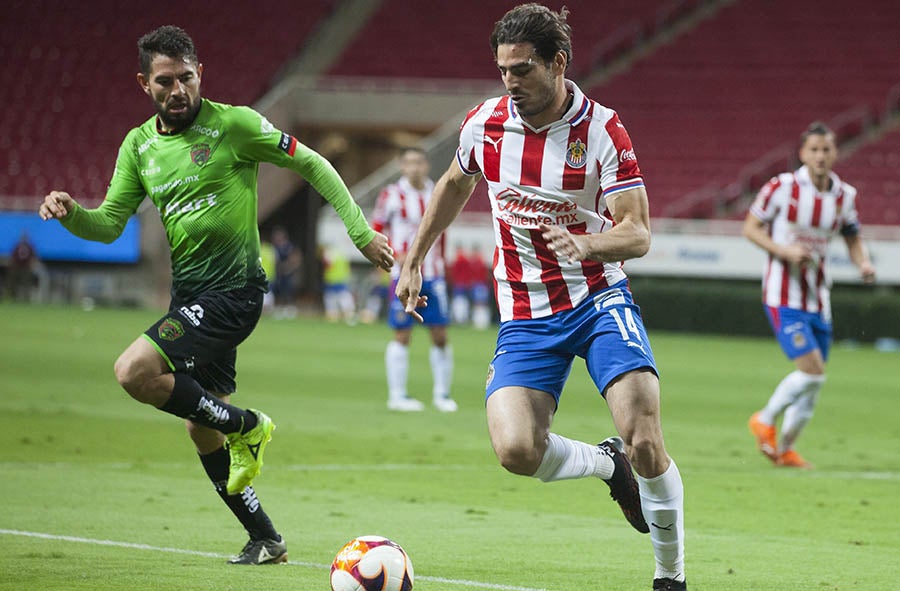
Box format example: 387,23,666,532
1,302,898,590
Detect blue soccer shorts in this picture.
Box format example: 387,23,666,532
388,278,450,329
765,305,832,361
485,280,658,404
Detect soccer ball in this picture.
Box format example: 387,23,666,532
330,535,414,591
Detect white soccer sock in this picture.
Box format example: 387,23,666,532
638,459,685,582
532,433,614,482
429,344,453,399
759,370,818,425
385,341,409,401
780,374,825,452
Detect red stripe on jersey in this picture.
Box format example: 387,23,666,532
483,102,509,183
779,259,791,306
528,226,571,314
760,178,781,211
498,219,531,319
568,223,609,293
787,179,799,222
604,112,642,182
563,107,592,191
520,128,547,187
399,190,408,220
815,264,825,311
832,189,845,231
492,245,500,310
798,263,809,311
811,194,823,227
460,101,485,131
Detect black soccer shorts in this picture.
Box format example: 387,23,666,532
143,286,264,394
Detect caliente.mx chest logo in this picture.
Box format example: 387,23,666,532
190,143,211,167
566,138,587,168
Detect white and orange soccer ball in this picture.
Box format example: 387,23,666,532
330,535,414,591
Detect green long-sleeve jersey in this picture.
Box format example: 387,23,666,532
61,99,375,300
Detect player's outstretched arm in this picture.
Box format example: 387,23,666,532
38,190,76,221
743,211,811,265
359,231,395,272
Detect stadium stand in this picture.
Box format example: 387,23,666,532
327,0,687,80
584,0,900,222
832,122,900,226
0,0,335,209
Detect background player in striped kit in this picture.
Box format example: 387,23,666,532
372,147,457,412
745,122,876,468
395,5,685,589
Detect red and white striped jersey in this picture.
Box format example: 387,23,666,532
456,80,644,321
749,165,861,318
372,176,446,280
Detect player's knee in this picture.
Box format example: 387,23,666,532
493,439,541,476
627,433,667,477
113,354,154,400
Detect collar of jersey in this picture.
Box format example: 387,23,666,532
507,79,591,132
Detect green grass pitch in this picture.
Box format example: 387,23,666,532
1,302,897,590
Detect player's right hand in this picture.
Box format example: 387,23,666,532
779,243,813,266
396,265,427,323
360,231,395,272
39,190,75,221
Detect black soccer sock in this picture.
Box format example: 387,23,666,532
199,446,279,540
159,373,252,434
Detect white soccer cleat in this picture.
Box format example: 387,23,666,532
433,396,458,412
387,397,425,412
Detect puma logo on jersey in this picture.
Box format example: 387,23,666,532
485,136,503,151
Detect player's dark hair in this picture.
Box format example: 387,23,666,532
490,3,573,69
399,146,427,157
138,26,198,75
800,121,835,145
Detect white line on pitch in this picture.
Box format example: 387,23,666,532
0,529,549,591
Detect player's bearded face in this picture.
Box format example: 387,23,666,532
141,54,203,132
799,134,838,178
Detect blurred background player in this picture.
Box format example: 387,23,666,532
38,25,393,565
449,243,474,325
320,243,357,323
744,121,876,469
3,230,46,302
468,246,492,329
395,5,686,589
372,147,457,412
258,232,277,314
271,225,302,318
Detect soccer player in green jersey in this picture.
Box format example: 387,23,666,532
38,26,394,565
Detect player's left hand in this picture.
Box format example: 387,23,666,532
860,262,876,284
360,231,395,272
540,223,589,262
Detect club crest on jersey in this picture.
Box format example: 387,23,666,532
566,138,587,168
159,317,185,341
190,143,211,167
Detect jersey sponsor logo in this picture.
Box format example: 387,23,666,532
152,174,200,196
190,143,211,167
158,317,185,341
178,304,204,327
566,138,587,168
140,158,161,177
618,148,637,163
137,135,159,155
190,124,221,138
495,187,578,226
278,132,297,156
163,193,218,218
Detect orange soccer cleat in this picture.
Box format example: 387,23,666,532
748,412,778,462
777,449,813,469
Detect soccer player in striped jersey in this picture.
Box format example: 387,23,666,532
38,26,393,565
394,5,686,589
744,122,876,468
372,147,457,412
